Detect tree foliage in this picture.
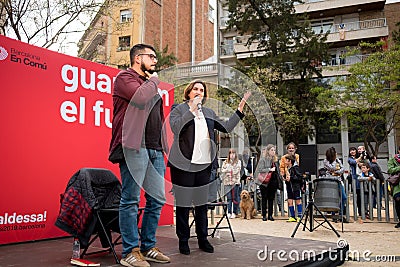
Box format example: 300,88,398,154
154,44,178,72
0,0,102,51
392,21,400,46
225,0,330,145
315,43,400,155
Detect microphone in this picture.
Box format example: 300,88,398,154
195,97,202,113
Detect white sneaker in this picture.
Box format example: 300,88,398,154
227,213,231,219
231,213,236,219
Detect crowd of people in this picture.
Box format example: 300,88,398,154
108,42,400,267
222,143,396,227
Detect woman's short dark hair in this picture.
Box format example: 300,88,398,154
183,80,208,104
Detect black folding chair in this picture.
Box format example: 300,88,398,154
81,206,145,263
56,168,122,263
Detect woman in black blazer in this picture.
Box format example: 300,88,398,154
168,80,250,255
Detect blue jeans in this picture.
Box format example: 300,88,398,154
339,182,347,215
119,148,166,257
331,183,347,216
224,185,240,214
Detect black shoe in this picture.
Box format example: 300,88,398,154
179,240,190,255
262,217,267,221
198,240,214,253
268,216,274,221
395,223,400,229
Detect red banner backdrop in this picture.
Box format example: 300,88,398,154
0,35,174,245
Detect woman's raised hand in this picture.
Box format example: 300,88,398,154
238,91,251,112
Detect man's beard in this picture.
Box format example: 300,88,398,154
141,62,155,74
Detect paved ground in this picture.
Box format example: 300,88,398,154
0,225,338,267
225,210,400,266
0,206,399,266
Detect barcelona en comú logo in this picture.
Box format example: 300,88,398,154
0,46,8,61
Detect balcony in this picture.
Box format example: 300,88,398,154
175,63,218,79
79,32,106,61
220,44,235,57
232,20,385,57
321,54,371,76
232,35,266,59
295,0,386,17
326,18,388,43
326,54,369,67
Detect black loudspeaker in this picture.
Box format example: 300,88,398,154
297,144,318,175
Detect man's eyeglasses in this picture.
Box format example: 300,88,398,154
138,53,158,61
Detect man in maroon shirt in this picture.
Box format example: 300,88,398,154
109,44,170,267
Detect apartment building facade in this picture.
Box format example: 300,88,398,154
217,0,400,170
78,0,216,68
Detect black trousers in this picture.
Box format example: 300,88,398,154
356,189,369,216
394,192,400,221
170,165,211,242
260,185,276,217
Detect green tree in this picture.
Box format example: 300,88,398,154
392,21,400,46
315,43,400,155
154,44,178,72
225,0,330,145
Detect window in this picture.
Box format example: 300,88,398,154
311,18,334,34
120,9,132,23
117,36,131,51
220,38,234,55
208,5,215,23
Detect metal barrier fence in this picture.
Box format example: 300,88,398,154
346,178,398,222
219,176,398,223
